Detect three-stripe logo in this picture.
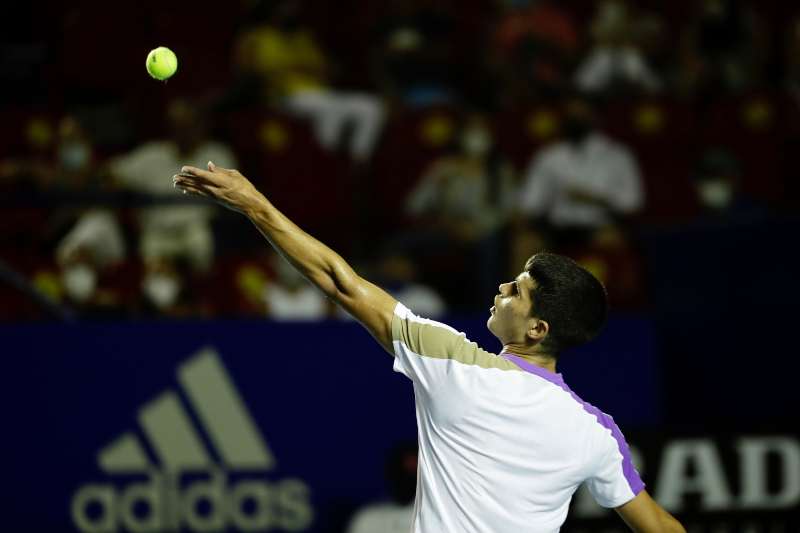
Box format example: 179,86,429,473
71,347,313,532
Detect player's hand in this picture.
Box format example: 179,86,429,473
173,162,261,214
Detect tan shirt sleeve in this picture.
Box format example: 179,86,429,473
390,303,515,387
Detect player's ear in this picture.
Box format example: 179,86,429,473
527,318,549,342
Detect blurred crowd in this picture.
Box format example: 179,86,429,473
0,0,796,321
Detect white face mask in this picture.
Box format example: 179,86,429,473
461,129,492,157
62,264,97,303
143,274,181,309
698,180,733,210
59,141,91,171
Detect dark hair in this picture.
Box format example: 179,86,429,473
524,253,608,355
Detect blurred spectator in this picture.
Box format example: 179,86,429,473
407,113,515,239
574,0,661,95
346,442,417,533
140,257,208,318
55,209,127,317
229,255,273,317
373,1,458,108
1,115,100,251
234,0,385,162
51,116,103,194
109,99,236,274
516,95,643,250
56,209,126,271
679,0,766,96
264,253,328,321
692,148,765,224
402,112,516,307
492,0,579,102
0,117,52,190
334,253,445,321
0,115,97,192
634,12,671,88
570,228,648,310
375,252,446,318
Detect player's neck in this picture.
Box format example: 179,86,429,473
501,345,557,373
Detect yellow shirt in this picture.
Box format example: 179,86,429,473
238,26,327,97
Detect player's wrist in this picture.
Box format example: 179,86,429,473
242,189,269,219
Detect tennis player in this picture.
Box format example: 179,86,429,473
174,162,685,532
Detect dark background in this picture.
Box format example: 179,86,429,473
1,0,798,531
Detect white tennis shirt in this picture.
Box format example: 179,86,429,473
391,303,644,532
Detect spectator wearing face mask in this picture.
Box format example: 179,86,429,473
692,148,765,225
140,257,211,318
407,113,515,241
53,116,97,190
55,209,128,318
0,115,96,192
401,112,517,308
517,95,644,251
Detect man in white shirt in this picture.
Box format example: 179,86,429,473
111,100,237,273
518,96,643,246
173,161,684,532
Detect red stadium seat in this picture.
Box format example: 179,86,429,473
494,104,563,173
601,98,699,222
225,109,355,252
368,105,458,238
699,92,784,206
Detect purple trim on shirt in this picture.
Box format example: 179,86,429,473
501,352,645,496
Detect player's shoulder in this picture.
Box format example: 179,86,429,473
529,373,621,437
392,303,508,368
392,302,464,346
565,392,630,456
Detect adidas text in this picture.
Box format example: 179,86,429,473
72,468,313,532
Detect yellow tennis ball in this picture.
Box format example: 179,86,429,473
146,46,178,81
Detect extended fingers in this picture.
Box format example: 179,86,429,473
180,165,212,178
174,171,218,189
173,174,214,194
179,165,226,185
174,181,212,198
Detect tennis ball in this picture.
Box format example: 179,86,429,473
146,46,178,81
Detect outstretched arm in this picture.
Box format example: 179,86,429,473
174,162,397,353
616,491,685,533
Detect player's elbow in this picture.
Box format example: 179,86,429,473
329,266,362,302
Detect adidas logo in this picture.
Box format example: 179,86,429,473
71,347,313,532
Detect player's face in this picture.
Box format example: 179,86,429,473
487,272,536,344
